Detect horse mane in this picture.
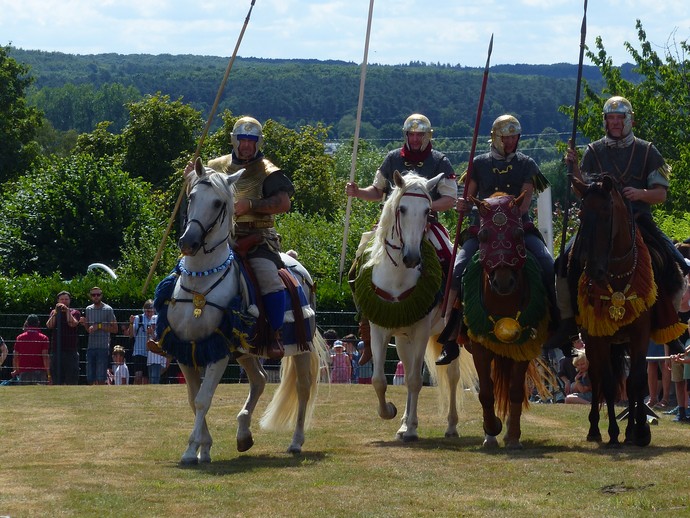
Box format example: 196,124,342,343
365,172,428,268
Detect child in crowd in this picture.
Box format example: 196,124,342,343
107,345,129,385
330,340,351,383
393,360,405,386
565,349,591,404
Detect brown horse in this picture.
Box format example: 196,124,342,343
462,192,551,449
569,174,659,447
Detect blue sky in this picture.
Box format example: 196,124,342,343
1,0,688,67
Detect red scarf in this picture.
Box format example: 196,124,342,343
400,142,432,164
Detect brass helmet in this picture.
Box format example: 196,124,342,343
602,96,634,136
402,113,433,151
231,116,264,158
490,115,521,155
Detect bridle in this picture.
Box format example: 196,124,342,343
184,179,230,255
384,190,431,267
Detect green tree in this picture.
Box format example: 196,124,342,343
121,92,202,187
568,20,690,231
0,153,160,278
0,45,42,184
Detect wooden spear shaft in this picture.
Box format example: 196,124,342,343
338,0,375,283
441,34,493,317
142,0,257,294
557,0,588,276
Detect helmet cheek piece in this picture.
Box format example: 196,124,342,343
231,116,264,158
490,115,522,155
402,113,433,151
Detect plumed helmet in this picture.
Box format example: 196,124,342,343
602,96,634,136
231,116,264,157
402,113,433,151
490,114,521,155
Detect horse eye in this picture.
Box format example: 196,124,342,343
213,200,222,209
399,206,407,215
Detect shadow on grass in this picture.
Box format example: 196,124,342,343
174,451,328,475
368,435,690,459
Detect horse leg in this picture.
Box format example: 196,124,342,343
471,345,501,448
179,357,229,464
444,353,461,438
586,342,604,443
504,360,528,450
235,355,266,452
394,334,425,442
371,326,397,420
627,336,651,447
287,352,313,453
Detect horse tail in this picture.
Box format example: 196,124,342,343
492,357,553,418
424,336,478,414
260,331,328,431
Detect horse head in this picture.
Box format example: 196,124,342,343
178,157,243,256
572,174,630,282
471,191,527,295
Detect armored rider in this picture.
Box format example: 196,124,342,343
436,114,556,365
547,96,690,353
185,116,293,360
346,113,458,365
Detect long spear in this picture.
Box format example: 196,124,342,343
142,0,257,294
557,0,588,276
338,0,376,283
441,34,493,317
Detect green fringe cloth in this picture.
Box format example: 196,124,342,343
353,238,442,329
463,253,549,361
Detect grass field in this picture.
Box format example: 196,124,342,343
1,382,689,517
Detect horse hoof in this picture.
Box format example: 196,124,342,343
504,440,523,450
605,440,622,449
445,431,459,438
482,435,499,449
180,456,199,466
198,451,212,463
379,402,397,420
586,433,602,443
402,434,419,443
287,444,302,454
237,435,254,452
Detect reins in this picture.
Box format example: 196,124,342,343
184,179,230,255
384,190,431,268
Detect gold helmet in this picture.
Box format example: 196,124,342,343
490,115,521,155
402,113,433,151
602,96,634,136
231,116,264,158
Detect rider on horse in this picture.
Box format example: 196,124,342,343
346,113,458,365
546,96,690,354
436,114,556,365
185,116,294,360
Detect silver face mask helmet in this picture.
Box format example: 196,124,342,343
602,96,634,137
231,116,264,158
402,113,433,151
490,114,521,156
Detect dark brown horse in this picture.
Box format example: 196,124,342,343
570,174,655,447
463,192,551,449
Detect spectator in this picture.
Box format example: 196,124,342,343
565,349,592,404
667,256,690,422
80,286,117,385
646,339,671,409
557,335,585,395
0,336,8,369
12,314,50,384
46,290,81,385
330,340,351,383
393,360,405,386
125,299,156,384
356,341,373,384
107,345,129,385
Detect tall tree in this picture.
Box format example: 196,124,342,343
0,45,42,184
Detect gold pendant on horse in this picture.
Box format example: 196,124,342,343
192,292,206,318
608,291,626,321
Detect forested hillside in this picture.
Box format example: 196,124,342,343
12,48,636,143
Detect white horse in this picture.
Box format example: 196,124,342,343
352,171,477,441
155,157,328,464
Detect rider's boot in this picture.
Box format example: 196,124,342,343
263,290,286,360
358,319,372,366
436,290,462,366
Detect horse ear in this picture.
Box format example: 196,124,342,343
469,195,488,212
194,156,204,177
226,168,245,187
393,170,405,188
426,172,445,193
